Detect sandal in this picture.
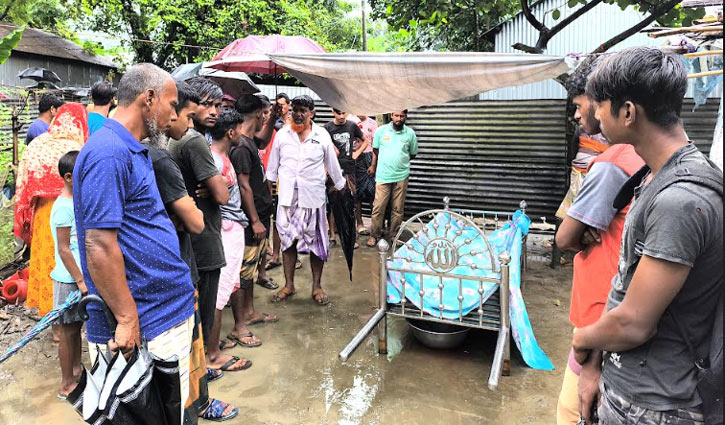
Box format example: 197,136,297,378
213,356,252,372
357,226,370,235
272,287,296,303
295,260,302,269
206,367,224,383
312,289,330,306
200,398,239,422
366,237,377,248
256,277,279,290
265,260,282,271
219,339,237,351
227,332,262,348
245,312,279,326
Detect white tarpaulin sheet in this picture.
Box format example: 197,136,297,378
269,52,570,115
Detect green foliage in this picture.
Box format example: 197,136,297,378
0,26,23,64
371,0,706,51
0,0,77,35
370,0,520,51
74,0,366,69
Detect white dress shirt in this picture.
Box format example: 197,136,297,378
266,123,346,209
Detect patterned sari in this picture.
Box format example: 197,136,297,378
15,103,89,314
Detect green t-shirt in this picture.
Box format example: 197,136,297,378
373,123,418,184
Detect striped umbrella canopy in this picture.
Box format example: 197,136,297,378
0,290,82,364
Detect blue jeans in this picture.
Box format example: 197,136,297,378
599,383,704,425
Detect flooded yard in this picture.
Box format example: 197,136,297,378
0,240,573,425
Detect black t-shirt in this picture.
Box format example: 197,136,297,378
323,120,363,175
230,136,274,245
167,130,226,271
143,143,199,285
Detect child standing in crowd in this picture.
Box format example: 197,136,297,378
50,150,86,399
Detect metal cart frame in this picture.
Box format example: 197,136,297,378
340,198,527,390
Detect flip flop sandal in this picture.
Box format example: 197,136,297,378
246,312,279,326
215,356,252,372
366,238,378,248
219,339,237,351
312,289,330,306
227,332,262,348
206,367,224,383
271,287,296,302
200,398,239,422
357,226,370,235
264,261,282,271
295,260,302,269
255,277,279,290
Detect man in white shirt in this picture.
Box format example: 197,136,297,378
266,95,346,306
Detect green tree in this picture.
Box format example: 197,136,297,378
371,0,706,53
75,0,365,69
515,0,706,54
369,0,520,51
0,0,75,35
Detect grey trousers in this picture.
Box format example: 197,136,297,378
599,382,704,425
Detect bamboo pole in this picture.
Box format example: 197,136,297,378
683,49,723,58
687,69,723,79
649,25,723,38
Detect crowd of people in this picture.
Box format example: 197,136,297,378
554,47,722,425
10,45,722,425
14,64,419,423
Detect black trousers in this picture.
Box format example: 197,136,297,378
197,269,220,348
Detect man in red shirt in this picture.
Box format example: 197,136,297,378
554,58,644,424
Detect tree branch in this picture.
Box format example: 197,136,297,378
0,1,15,21
521,0,548,33
512,42,545,53
592,0,681,53
548,0,605,37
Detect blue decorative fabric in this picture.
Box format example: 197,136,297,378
386,210,553,370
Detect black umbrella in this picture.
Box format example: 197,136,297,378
328,188,356,280
67,295,181,425
170,62,259,99
17,67,62,83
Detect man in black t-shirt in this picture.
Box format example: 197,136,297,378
167,77,231,359
146,80,239,423
323,109,367,245
229,94,279,327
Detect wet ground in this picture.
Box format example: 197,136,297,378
0,237,573,425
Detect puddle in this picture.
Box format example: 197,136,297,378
0,248,574,425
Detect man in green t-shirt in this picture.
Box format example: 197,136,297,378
366,110,418,247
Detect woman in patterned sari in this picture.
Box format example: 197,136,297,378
14,103,89,315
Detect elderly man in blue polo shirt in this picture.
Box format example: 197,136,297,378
74,63,195,421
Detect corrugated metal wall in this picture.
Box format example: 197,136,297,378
481,0,719,100
405,100,568,219
314,98,719,221
0,53,112,89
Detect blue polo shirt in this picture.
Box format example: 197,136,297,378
74,119,194,344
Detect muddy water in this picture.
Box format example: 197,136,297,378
0,245,573,425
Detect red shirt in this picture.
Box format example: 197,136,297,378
569,144,644,327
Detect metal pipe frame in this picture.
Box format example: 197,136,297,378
377,239,390,355
339,198,526,390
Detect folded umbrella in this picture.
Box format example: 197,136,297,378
68,295,180,425
328,188,356,280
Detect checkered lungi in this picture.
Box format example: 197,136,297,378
276,189,329,261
